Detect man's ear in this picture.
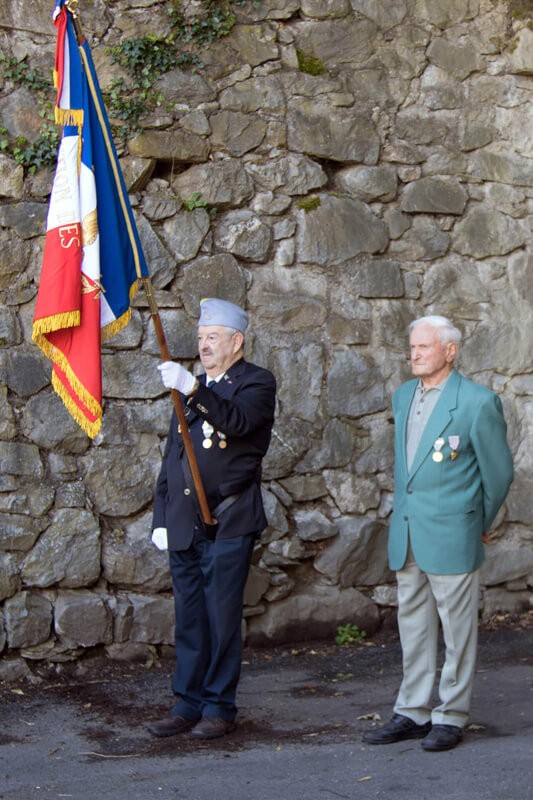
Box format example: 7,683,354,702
446,342,458,363
232,332,245,353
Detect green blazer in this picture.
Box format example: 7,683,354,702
389,369,513,574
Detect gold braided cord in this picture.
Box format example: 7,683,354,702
77,44,144,280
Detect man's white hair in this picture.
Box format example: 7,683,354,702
409,315,462,346
226,327,242,339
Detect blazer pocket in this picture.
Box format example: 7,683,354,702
440,504,477,515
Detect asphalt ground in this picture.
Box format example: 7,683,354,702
0,614,531,800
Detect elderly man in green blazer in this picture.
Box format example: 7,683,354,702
363,315,513,752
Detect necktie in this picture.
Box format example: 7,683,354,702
207,380,215,388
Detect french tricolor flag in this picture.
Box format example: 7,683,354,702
33,0,148,437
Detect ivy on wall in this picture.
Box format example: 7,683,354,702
105,0,240,142
0,53,60,172
506,0,533,22
0,0,247,170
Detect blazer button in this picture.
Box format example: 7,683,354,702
184,488,191,496
407,488,413,494
403,515,408,521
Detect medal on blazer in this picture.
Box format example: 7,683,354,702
448,435,460,460
202,420,214,448
432,437,445,462
218,432,228,449
177,409,190,435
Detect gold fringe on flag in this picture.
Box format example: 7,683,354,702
54,107,84,129
32,311,81,337
32,324,102,437
52,370,101,438
100,280,140,342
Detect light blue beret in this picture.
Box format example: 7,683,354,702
198,298,249,333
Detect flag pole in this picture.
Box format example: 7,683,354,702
64,0,216,527
141,277,216,528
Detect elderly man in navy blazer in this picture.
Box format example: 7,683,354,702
363,315,513,751
147,298,276,741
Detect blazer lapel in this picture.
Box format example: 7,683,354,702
211,358,245,400
182,374,206,426
396,381,417,479
408,370,461,478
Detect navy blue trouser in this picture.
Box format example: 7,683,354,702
168,530,255,722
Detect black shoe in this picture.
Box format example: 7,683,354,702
421,724,463,751
362,713,432,745
146,715,198,738
189,717,236,740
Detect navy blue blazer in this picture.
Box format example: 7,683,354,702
152,358,276,550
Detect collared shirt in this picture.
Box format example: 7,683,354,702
406,374,451,471
206,372,225,387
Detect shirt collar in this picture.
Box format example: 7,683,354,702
418,372,452,394
207,372,225,384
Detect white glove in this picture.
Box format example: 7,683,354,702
151,527,168,551
157,361,197,395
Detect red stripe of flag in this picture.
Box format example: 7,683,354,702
33,1,149,437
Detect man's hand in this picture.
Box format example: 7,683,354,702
157,362,198,395
151,527,168,551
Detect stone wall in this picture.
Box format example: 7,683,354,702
0,0,532,678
